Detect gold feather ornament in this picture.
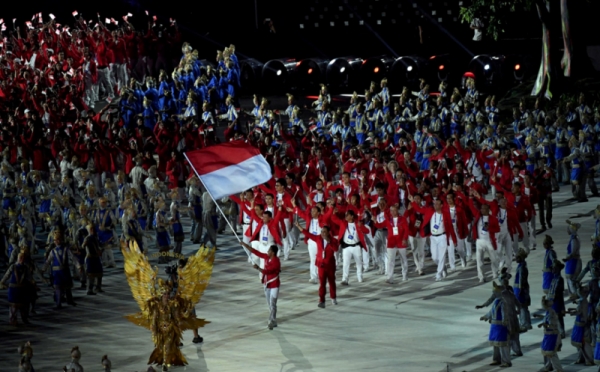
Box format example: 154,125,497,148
121,240,215,370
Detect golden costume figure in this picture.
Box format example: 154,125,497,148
121,240,215,371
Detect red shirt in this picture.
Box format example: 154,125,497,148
250,248,281,288
303,230,339,268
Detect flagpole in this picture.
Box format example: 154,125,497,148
183,152,255,263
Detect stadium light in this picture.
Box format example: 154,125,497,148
262,58,298,89
326,57,364,89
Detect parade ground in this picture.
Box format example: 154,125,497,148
1,187,599,372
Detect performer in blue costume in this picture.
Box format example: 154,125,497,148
568,285,593,366
480,282,511,368
41,230,81,308
542,235,557,293
513,248,532,332
539,296,563,372
563,220,582,296
0,252,33,325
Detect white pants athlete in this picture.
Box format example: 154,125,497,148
496,232,513,272
386,248,408,282
476,238,499,282
409,235,426,273
307,240,318,282
430,235,448,280
342,245,363,283
373,230,389,274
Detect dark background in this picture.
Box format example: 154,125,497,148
9,0,600,78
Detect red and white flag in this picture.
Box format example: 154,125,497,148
185,141,272,199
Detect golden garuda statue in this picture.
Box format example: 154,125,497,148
121,240,215,371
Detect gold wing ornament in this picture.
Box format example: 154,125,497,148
177,246,216,330
122,239,158,329
178,245,216,305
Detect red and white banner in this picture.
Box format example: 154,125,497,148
185,141,272,200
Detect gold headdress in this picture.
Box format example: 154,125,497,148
516,248,528,260
566,219,581,233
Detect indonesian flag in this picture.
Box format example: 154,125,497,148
185,141,272,199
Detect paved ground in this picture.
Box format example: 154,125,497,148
1,184,600,372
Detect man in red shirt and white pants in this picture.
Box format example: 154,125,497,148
240,242,281,330
297,223,339,308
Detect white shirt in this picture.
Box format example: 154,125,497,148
430,212,445,235
376,211,386,224
312,191,324,203
498,208,508,235
478,215,491,241
449,207,457,226
309,218,321,235
259,225,274,246
343,222,360,245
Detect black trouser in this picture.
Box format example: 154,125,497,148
537,194,552,228
88,276,102,291
587,169,599,196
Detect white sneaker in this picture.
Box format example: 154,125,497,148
435,277,443,282
448,268,455,273
331,299,338,305
308,278,317,284
402,275,408,282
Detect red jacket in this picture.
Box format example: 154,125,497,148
374,213,409,248
302,230,339,268
330,214,369,251
410,202,458,246
249,248,281,288
475,196,524,238
246,212,285,245
466,197,500,250
445,203,470,240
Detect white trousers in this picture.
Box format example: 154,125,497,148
476,238,499,281
280,218,292,259
373,230,388,270
528,217,537,248
387,248,408,281
289,224,300,250
496,232,513,272
362,234,374,270
307,240,318,281
431,235,448,279
264,287,279,323
519,222,530,253
342,245,363,283
84,77,99,108
113,63,129,94
97,67,115,99
409,235,426,271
